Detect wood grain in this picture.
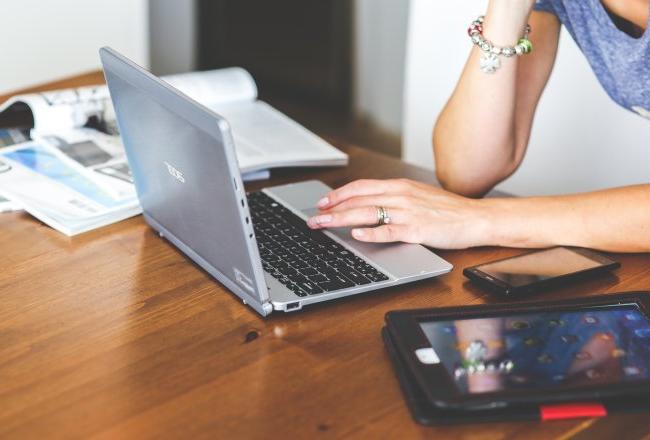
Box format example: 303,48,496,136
2,73,650,439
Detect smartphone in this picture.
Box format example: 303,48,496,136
463,247,619,296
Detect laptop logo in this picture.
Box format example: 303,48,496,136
234,268,255,293
164,161,186,183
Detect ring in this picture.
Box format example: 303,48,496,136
376,206,391,226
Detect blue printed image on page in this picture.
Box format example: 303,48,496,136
2,144,122,209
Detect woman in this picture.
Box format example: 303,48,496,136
308,0,650,253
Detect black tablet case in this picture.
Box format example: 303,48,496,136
381,326,650,425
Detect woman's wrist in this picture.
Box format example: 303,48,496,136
478,196,570,249
478,197,536,248
463,198,513,248
484,0,536,45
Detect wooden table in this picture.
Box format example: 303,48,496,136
2,74,650,440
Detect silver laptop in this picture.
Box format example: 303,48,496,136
100,47,452,317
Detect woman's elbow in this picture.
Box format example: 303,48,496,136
433,135,520,197
432,127,492,197
435,165,490,198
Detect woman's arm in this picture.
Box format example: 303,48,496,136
308,180,650,253
433,2,561,197
486,185,650,252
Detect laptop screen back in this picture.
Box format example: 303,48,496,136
100,48,270,315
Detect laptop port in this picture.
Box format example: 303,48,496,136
286,302,301,311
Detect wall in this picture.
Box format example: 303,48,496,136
354,0,410,136
149,0,197,76
0,0,149,94
403,0,650,196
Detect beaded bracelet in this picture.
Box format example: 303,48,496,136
468,15,533,74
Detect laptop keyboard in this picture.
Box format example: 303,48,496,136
247,191,389,298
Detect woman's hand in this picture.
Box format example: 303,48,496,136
307,179,494,249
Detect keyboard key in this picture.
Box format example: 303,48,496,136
298,280,324,295
278,276,292,285
318,275,355,292
312,260,331,271
279,266,298,277
301,267,319,277
338,267,372,285
292,260,309,269
307,274,329,283
288,274,309,284
366,272,390,282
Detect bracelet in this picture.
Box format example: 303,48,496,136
468,15,533,74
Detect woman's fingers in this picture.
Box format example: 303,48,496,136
321,194,421,214
317,179,413,209
316,180,386,209
351,225,417,243
307,206,408,229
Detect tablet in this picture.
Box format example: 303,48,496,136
382,326,650,425
385,292,650,410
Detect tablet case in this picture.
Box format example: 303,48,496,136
381,326,650,425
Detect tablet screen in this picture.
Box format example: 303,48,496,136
419,304,650,395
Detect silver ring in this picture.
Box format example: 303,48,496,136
377,206,391,226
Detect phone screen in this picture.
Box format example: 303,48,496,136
475,248,605,288
419,304,650,395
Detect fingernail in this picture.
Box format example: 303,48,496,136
314,215,332,225
352,229,364,238
316,197,329,208
308,215,332,227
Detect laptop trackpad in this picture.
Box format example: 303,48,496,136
301,207,320,218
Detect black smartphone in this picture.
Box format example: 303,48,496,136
463,247,619,296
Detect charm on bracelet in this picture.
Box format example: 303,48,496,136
480,53,501,74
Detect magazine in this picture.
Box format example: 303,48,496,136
0,141,140,235
0,67,346,234
0,67,348,174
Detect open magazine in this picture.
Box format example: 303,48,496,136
0,67,347,235
0,141,140,235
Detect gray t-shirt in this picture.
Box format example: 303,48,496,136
535,0,650,119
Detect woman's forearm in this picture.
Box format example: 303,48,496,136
433,2,560,197
483,184,650,252
433,1,534,195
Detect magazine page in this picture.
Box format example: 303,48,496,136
211,100,348,173
32,128,135,199
163,67,258,107
0,142,140,235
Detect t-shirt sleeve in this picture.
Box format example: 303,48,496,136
533,0,556,14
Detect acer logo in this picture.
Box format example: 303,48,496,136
164,161,185,183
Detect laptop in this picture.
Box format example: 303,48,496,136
100,47,453,316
